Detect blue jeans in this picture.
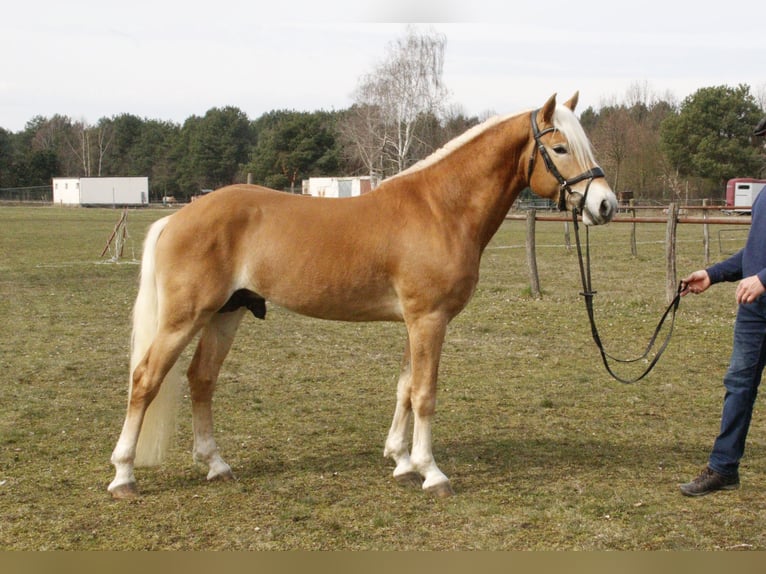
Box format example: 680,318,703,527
708,298,766,476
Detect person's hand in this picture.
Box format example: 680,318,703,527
736,275,766,304
681,270,711,296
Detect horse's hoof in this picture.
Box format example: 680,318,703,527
425,481,454,498
109,482,138,500
394,471,424,488
207,468,235,482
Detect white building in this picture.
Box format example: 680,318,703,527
52,177,149,206
52,178,81,205
301,176,379,198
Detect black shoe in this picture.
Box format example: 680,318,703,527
680,466,739,497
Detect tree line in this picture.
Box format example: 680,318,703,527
0,105,478,200
583,83,765,202
1,83,763,203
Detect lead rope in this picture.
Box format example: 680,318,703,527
571,207,684,384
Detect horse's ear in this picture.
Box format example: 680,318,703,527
540,93,557,124
563,91,579,112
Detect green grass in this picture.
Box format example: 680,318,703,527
0,205,764,550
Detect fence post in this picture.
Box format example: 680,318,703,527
629,198,638,257
526,209,541,298
665,202,679,304
563,220,571,252
702,198,710,266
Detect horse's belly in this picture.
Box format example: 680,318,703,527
268,287,404,322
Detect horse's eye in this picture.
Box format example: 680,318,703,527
552,145,568,155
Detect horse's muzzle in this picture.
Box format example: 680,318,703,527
582,194,618,226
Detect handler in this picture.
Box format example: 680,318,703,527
678,117,766,496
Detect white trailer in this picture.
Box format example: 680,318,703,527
301,176,378,198
80,177,148,206
734,180,766,211
52,177,149,206
725,178,766,212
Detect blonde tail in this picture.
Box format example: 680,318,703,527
129,215,183,467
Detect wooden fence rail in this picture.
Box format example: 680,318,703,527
509,203,753,303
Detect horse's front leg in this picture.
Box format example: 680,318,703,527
387,314,453,497
384,338,422,487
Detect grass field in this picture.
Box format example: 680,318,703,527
0,205,764,550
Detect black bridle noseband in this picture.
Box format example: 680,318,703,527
527,109,682,384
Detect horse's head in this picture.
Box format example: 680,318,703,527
527,93,617,225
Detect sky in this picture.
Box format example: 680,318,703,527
2,0,764,133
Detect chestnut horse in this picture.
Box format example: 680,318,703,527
108,93,617,499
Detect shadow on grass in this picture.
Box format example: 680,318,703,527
143,432,709,496
446,434,698,472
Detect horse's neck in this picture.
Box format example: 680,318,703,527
418,117,530,250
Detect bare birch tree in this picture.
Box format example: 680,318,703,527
339,27,449,179
337,102,389,179
65,120,113,176
94,120,114,176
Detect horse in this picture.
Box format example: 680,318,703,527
108,92,618,499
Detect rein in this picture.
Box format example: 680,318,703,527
528,108,683,383
571,207,684,384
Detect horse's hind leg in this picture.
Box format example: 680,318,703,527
109,327,198,498
187,309,245,482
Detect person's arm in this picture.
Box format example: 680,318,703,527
681,250,742,295
706,249,744,285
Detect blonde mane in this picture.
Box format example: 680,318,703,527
389,103,597,181
389,113,514,180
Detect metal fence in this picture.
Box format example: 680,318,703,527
0,186,52,203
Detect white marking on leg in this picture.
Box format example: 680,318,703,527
385,402,417,478
405,312,452,495
411,414,448,491
192,401,232,481
108,413,142,493
384,354,418,479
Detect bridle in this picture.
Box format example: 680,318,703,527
527,109,683,384
527,109,605,213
